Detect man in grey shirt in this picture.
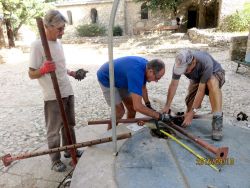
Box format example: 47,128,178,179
162,50,225,141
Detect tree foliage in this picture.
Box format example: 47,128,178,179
135,0,183,15
218,3,250,32
0,0,49,36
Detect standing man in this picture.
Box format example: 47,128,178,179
163,50,225,141
29,10,84,172
97,56,168,130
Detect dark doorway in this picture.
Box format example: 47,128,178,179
91,8,98,24
141,3,148,20
187,10,197,29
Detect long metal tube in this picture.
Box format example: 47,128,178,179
163,121,229,159
1,133,131,167
87,114,209,125
88,117,152,125
108,0,121,154
36,18,77,166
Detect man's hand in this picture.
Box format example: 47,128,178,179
159,113,170,122
162,106,171,114
75,69,88,81
145,101,155,111
182,111,194,127
39,60,55,75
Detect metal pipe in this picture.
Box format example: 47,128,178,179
88,114,211,126
108,0,121,154
36,17,77,166
162,121,228,159
88,117,152,125
160,130,220,172
1,133,131,167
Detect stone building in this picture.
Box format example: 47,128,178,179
53,0,250,35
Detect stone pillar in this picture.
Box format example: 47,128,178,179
245,26,250,62
230,36,248,61
198,0,206,28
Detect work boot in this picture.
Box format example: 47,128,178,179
212,115,223,141
51,160,66,172
64,149,84,158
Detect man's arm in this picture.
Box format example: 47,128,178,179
28,61,55,79
142,85,149,104
182,83,205,126
162,79,179,113
29,68,42,79
131,93,160,119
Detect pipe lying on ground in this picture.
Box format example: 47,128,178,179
162,121,228,159
160,130,220,172
1,133,131,167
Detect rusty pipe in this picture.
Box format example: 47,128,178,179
162,121,228,159
36,17,77,166
88,117,153,125
88,114,211,126
1,133,131,167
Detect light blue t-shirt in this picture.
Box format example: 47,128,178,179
97,56,148,96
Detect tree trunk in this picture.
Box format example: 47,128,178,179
0,21,6,48
5,18,15,48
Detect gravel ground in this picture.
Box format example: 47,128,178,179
0,34,250,169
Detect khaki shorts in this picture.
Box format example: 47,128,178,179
99,82,130,106
185,70,225,107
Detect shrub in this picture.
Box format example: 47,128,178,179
76,24,106,37
113,25,123,36
218,3,250,32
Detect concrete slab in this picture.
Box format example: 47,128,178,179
71,117,250,188
70,125,133,188
0,124,107,188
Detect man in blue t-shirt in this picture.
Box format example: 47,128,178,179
162,50,225,141
97,56,166,130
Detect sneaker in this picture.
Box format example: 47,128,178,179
51,160,66,172
212,115,223,141
64,150,84,158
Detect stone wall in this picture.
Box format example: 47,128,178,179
56,0,125,33
55,0,178,35
187,28,232,47
230,36,248,61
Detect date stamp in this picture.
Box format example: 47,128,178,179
196,158,235,165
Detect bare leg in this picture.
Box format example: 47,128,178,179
122,96,136,118
207,76,222,112
207,76,223,141
107,103,125,130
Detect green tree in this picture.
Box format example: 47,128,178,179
135,0,183,15
0,0,49,48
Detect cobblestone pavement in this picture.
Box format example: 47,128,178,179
0,40,250,170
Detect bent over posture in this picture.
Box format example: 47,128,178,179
163,50,225,141
97,56,168,129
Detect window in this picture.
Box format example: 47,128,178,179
90,8,98,24
141,3,148,20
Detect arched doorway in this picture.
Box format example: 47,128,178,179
187,7,198,29
90,8,98,24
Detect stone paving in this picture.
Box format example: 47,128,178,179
0,35,250,186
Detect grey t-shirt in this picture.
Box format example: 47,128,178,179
172,51,224,83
